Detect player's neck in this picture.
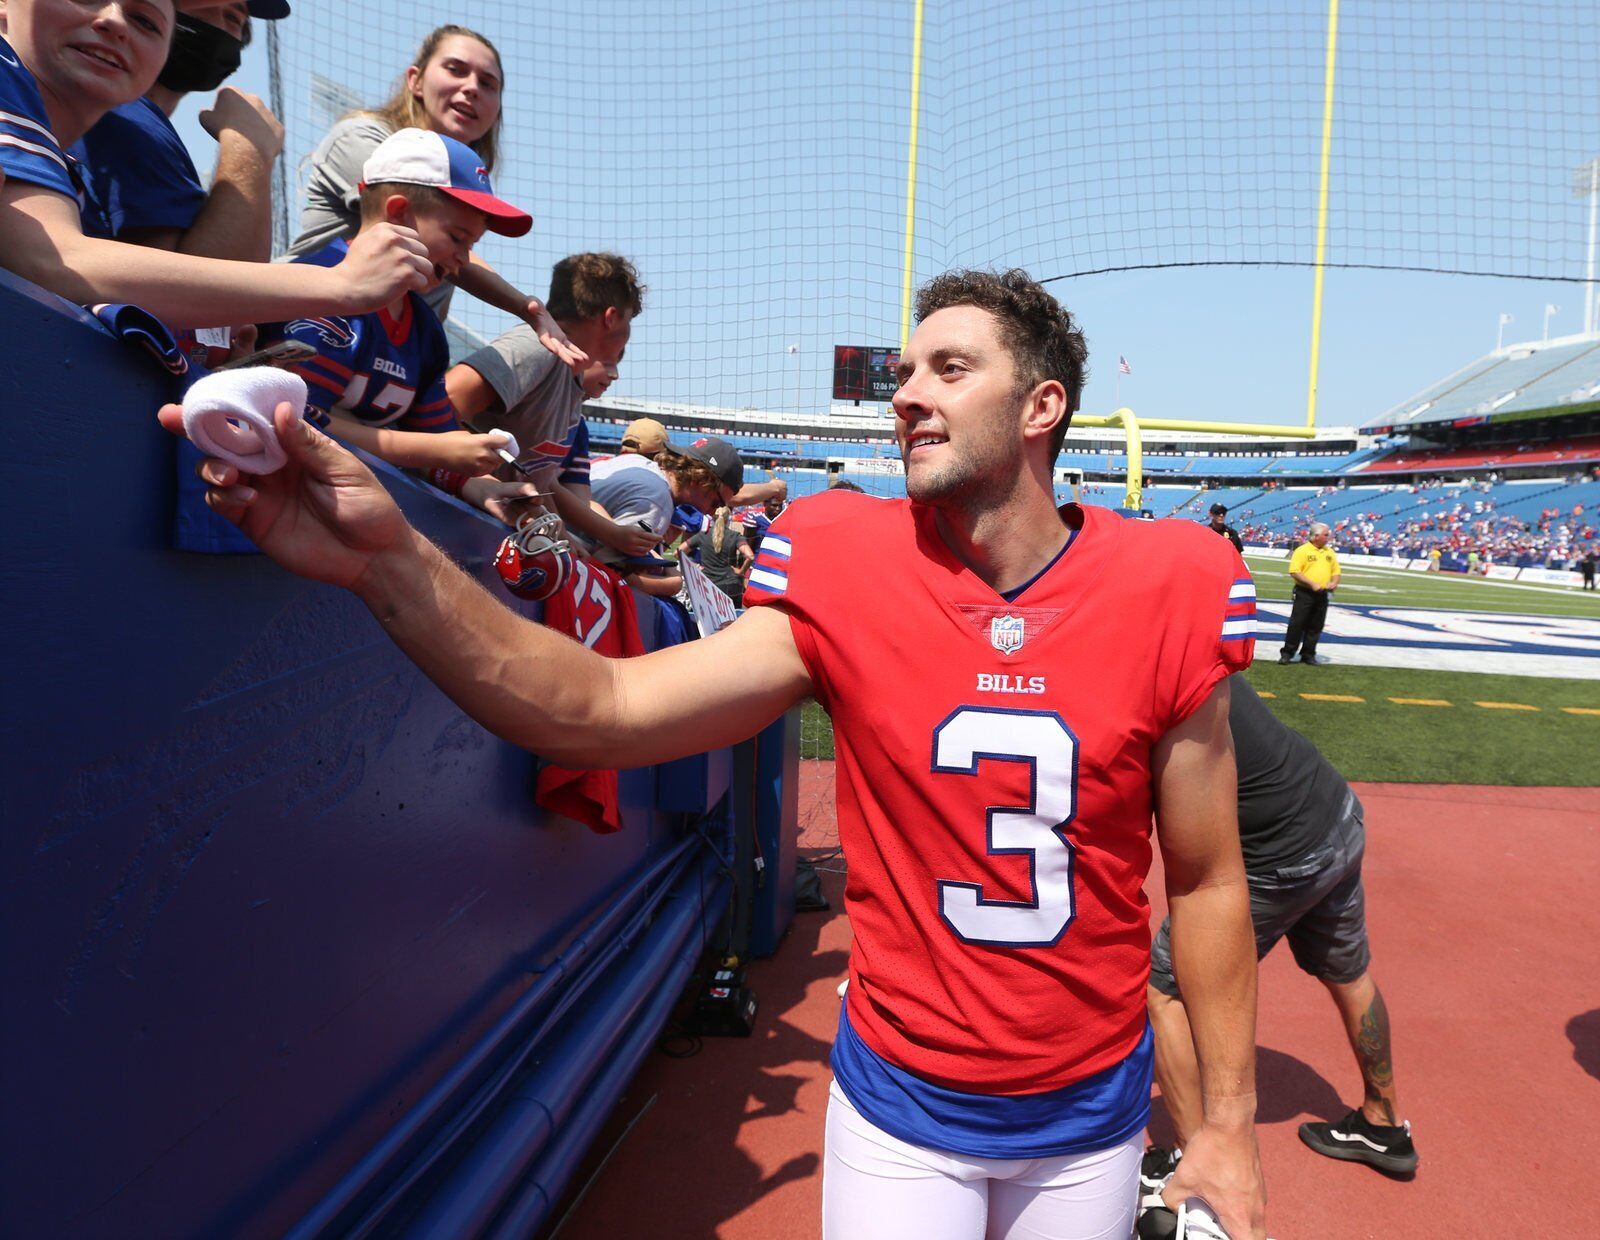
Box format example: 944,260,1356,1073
933,483,1070,595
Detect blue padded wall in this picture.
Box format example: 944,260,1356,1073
0,271,731,1237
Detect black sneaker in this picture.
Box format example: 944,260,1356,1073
1137,1146,1181,1220
1135,1206,1179,1240
1277,653,1294,665
1298,1108,1418,1175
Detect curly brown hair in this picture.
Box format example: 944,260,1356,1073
914,268,1088,458
655,448,724,499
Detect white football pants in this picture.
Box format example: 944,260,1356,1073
823,1081,1143,1240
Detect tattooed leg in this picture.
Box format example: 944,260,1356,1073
1324,973,1400,1126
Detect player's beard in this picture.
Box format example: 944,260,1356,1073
904,403,1022,512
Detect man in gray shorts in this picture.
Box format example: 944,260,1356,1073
1139,677,1417,1229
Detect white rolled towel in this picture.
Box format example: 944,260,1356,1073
181,368,308,474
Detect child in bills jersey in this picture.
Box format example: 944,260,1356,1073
257,128,528,489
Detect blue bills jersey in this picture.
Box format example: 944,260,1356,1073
259,241,456,432
560,419,591,487
0,35,101,226
74,96,204,238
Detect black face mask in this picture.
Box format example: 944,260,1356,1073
157,15,244,94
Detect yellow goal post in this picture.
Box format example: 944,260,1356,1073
1073,409,1317,511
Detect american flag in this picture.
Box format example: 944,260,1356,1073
1118,355,1132,375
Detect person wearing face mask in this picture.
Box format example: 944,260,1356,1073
288,24,584,371
74,0,286,259
0,0,428,327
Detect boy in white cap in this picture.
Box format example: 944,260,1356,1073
257,127,534,501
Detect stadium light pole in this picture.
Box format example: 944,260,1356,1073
1578,158,1600,337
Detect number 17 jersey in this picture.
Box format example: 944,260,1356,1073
746,494,1255,1111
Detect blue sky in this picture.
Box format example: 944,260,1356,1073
173,1,1599,432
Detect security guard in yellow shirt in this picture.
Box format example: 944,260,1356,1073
1280,523,1340,665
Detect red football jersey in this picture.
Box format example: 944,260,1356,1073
536,560,646,833
746,496,1255,1094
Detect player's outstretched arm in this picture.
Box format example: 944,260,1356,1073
156,403,814,767
1151,678,1267,1240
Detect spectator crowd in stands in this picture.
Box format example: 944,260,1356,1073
1226,481,1597,569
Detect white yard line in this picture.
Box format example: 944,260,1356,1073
1242,555,1595,600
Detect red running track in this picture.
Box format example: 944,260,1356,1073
556,777,1599,1239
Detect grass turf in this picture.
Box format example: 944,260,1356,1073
1241,661,1600,786
800,666,1599,785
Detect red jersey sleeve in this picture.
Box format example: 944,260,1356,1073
741,492,866,711
1163,530,1257,729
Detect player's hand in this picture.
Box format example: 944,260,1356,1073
200,87,285,159
1162,1122,1266,1240
336,222,432,313
429,429,518,477
157,401,410,592
600,519,660,558
459,477,552,528
521,298,589,374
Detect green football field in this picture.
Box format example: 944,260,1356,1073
1241,554,1600,619
1239,662,1599,786
800,667,1600,785
798,557,1600,783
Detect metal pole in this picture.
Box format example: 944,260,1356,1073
1303,0,1341,430
267,21,290,257
899,0,927,350
1580,162,1593,342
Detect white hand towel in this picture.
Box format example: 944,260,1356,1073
181,368,308,474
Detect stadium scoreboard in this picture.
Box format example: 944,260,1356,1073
833,346,899,401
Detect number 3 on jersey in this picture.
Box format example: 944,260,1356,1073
933,707,1079,948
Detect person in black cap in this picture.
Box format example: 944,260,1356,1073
1206,502,1244,554
585,434,746,595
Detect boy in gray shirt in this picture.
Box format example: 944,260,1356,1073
446,253,657,559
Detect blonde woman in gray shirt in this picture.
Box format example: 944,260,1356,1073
289,24,582,369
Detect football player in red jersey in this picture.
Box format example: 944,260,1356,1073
160,268,1267,1240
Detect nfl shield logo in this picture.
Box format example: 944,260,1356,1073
990,614,1026,654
